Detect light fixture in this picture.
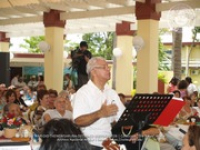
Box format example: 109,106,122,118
167,4,196,30
38,41,50,53
133,36,144,51
113,48,122,58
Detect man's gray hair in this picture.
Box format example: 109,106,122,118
86,57,106,77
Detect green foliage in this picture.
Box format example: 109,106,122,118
20,36,45,53
158,29,171,71
192,26,200,42
158,37,170,71
158,71,167,83
82,32,114,60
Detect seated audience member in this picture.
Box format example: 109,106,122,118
39,119,91,150
190,92,198,107
0,90,6,117
167,77,179,94
63,74,74,91
22,86,35,101
14,88,28,111
178,80,188,98
37,84,47,91
28,75,38,91
185,77,198,97
42,96,72,124
3,89,17,114
48,89,58,109
37,75,44,87
182,125,200,150
17,77,26,88
8,103,28,124
0,83,7,91
178,96,198,120
11,74,20,88
172,90,181,98
32,89,49,129
5,89,17,103
59,90,72,111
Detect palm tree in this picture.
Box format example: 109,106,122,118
172,28,182,79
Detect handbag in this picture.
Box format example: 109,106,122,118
141,137,160,150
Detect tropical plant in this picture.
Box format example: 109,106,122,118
82,32,114,60
20,36,45,53
158,72,167,83
158,37,170,71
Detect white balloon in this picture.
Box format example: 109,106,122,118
38,41,50,53
113,48,122,58
133,36,144,51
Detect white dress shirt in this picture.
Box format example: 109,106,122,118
72,80,125,147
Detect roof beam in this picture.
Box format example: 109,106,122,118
156,0,200,12
83,0,110,8
24,3,50,12
42,2,71,11
106,0,130,6
65,25,116,33
63,0,90,10
0,16,43,25
60,6,135,20
13,6,40,15
0,8,27,17
6,29,44,38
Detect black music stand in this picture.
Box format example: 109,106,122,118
113,94,173,150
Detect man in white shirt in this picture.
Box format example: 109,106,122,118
11,74,20,87
72,57,125,150
185,77,198,96
28,75,38,91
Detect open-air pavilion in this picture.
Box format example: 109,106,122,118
0,0,200,94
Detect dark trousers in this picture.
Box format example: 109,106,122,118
77,73,88,89
91,145,102,150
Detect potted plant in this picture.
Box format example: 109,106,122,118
1,113,22,138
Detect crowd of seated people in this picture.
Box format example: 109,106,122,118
0,78,73,131
1,61,200,150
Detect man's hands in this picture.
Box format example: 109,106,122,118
98,100,118,118
74,100,119,127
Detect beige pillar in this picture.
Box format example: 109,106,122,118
135,0,161,93
43,10,66,92
115,21,134,95
44,27,64,92
136,20,159,93
0,32,10,52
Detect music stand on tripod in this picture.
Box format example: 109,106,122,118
113,94,184,150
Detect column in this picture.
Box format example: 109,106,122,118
0,32,10,86
0,32,10,52
115,21,134,95
136,0,161,93
43,10,66,92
